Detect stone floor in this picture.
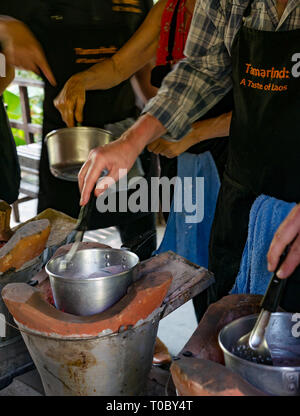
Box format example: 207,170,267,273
0,366,177,396
0,196,198,396
0,370,44,396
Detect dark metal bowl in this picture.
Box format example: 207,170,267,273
219,313,300,396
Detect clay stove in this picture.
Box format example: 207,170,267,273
2,242,214,396
0,206,77,389
170,294,300,396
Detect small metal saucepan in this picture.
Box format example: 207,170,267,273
45,230,156,316
46,248,139,316
45,126,144,183
45,127,113,182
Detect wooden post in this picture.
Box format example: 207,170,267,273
7,77,44,142
19,85,34,144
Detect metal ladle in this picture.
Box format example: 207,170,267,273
232,246,290,365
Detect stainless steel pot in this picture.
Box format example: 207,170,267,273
219,313,300,396
45,126,145,184
45,248,139,316
45,127,113,182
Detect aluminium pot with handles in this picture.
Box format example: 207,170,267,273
45,247,139,316
45,230,156,316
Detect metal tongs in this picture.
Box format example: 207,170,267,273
233,245,290,365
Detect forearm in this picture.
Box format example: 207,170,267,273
76,59,120,91
159,112,232,157
189,112,232,143
143,0,232,139
0,15,17,41
74,39,157,92
145,63,232,140
76,0,165,92
123,113,167,154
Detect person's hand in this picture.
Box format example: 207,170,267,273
78,138,140,206
0,19,56,86
267,204,300,279
147,137,186,158
78,113,166,205
54,73,86,127
147,112,233,158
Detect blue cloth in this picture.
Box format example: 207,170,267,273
154,151,220,268
231,195,296,295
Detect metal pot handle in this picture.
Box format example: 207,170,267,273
282,371,300,394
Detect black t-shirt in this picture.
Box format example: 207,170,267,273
0,1,153,27
0,0,153,132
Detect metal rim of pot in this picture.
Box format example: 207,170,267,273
44,126,115,144
45,248,139,283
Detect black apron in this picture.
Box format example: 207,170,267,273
25,0,153,227
208,4,300,314
0,96,20,204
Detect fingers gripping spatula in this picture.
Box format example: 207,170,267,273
232,246,290,365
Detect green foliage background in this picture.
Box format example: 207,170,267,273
3,70,44,146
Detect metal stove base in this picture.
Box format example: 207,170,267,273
0,336,34,390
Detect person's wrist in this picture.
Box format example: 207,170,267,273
185,129,206,146
120,129,146,158
179,142,189,154
70,72,88,91
82,66,106,90
124,113,167,155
